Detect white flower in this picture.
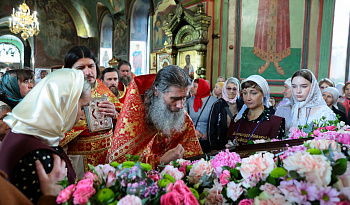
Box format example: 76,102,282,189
226,182,244,201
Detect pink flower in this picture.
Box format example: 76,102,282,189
325,126,336,131
336,202,350,205
238,199,253,205
117,195,142,205
161,191,181,205
84,172,98,182
317,186,340,205
294,180,318,203
278,180,299,203
149,173,160,182
172,180,191,197
306,139,340,150
95,164,116,180
76,178,94,189
240,152,275,183
161,165,184,181
183,193,198,205
288,127,308,139
226,182,243,201
176,159,190,167
56,184,76,204
283,152,332,187
106,171,117,187
188,159,214,184
167,182,174,192
205,181,226,205
340,187,350,201
72,185,96,204
178,166,186,175
219,170,230,185
260,183,280,195
211,149,241,177
254,193,289,205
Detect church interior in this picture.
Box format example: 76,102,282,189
0,0,348,99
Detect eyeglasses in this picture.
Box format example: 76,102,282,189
226,87,238,91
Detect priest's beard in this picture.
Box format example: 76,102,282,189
109,86,119,98
120,75,132,86
146,95,185,136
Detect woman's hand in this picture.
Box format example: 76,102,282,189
36,154,67,196
195,130,203,139
98,101,117,118
160,144,185,164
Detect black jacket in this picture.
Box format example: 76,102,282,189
332,106,348,125
208,98,243,150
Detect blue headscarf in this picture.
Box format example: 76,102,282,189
0,72,22,102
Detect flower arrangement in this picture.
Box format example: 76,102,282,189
57,121,350,205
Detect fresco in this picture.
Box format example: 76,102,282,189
23,0,78,67
152,0,176,51
130,0,150,41
240,0,304,80
109,0,123,13
129,41,146,75
113,19,128,57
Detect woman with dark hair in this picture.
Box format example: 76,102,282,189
208,77,244,150
228,75,285,145
60,46,121,178
0,69,90,204
291,69,335,127
187,78,217,153
0,70,34,108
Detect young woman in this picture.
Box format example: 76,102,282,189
0,69,91,204
275,78,293,131
187,79,217,153
208,77,244,150
228,75,285,145
322,87,347,124
291,69,336,127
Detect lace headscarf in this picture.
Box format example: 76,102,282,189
4,69,85,146
234,75,270,122
290,69,327,127
222,77,240,104
322,87,339,109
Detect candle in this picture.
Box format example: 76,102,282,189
9,18,12,27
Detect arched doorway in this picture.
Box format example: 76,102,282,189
0,35,24,70
99,15,113,68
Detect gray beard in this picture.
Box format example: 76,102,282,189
120,75,132,86
146,95,185,136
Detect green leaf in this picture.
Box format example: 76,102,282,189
265,175,276,186
332,158,347,176
289,170,303,180
329,173,339,186
246,187,261,199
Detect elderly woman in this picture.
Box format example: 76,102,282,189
322,87,347,124
0,102,11,143
0,70,34,108
0,69,91,204
228,75,285,145
291,70,335,127
213,82,224,99
187,79,217,153
319,78,346,113
208,77,243,151
275,78,293,131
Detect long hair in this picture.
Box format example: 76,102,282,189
64,46,100,79
144,65,191,110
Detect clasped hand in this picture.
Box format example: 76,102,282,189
98,101,117,118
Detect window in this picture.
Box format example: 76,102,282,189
100,15,113,68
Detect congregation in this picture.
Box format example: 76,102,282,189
0,45,348,204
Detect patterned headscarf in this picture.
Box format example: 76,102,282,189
222,77,240,104
4,69,85,146
0,72,22,102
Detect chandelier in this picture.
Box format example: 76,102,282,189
9,1,40,40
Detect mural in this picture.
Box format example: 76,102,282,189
113,19,128,57
129,41,146,75
130,0,150,41
28,0,77,67
109,0,123,13
152,0,176,51
240,0,304,80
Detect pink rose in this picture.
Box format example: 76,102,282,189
56,184,76,204
106,171,117,187
178,166,186,175
325,126,336,131
72,186,96,204
167,182,174,192
117,195,142,205
238,199,253,205
240,152,275,183
161,165,184,181
188,159,214,184
183,193,199,205
76,178,94,189
173,180,191,196
219,170,230,185
161,191,181,205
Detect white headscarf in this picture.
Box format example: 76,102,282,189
284,78,292,89
4,69,85,146
234,75,270,122
291,69,327,127
322,87,339,109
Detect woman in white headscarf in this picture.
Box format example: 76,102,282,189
228,75,285,145
208,77,243,151
0,69,91,204
290,69,336,128
275,78,293,131
322,87,348,124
